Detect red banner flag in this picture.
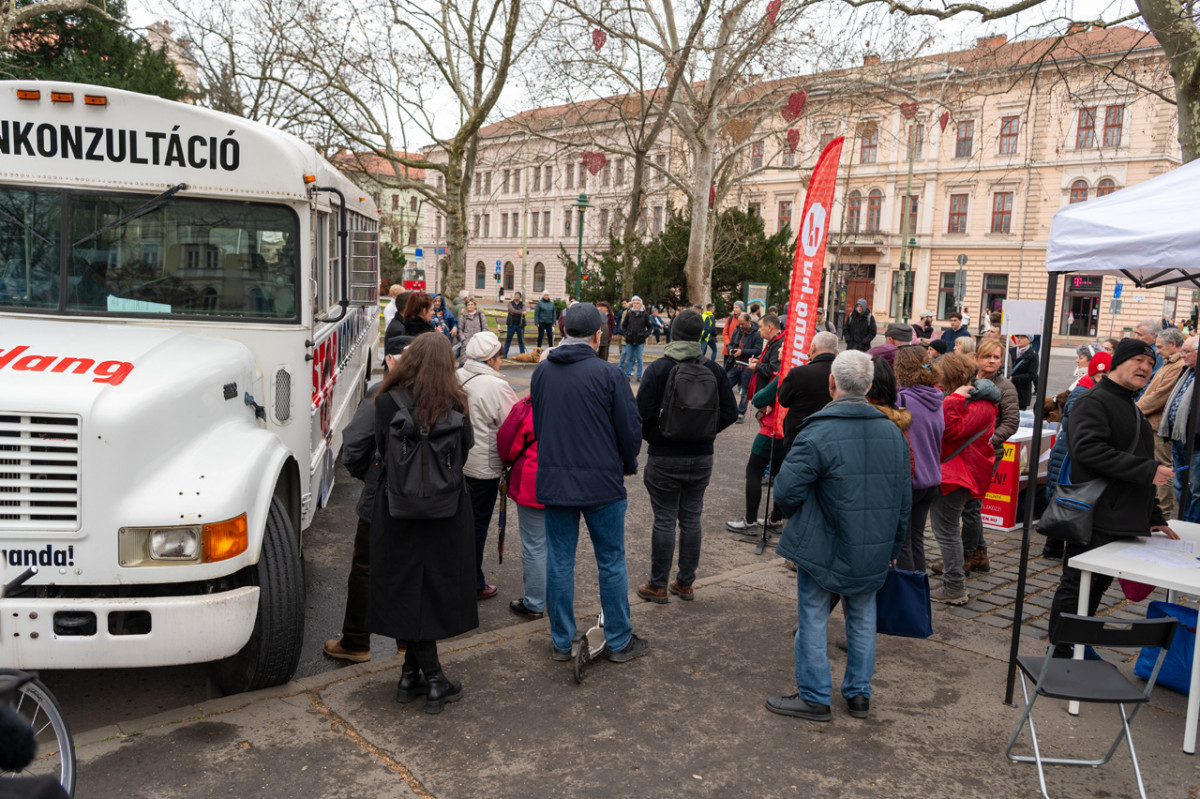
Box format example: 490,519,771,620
774,136,844,437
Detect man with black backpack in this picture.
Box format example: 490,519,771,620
634,309,738,604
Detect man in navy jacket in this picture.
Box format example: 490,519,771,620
531,303,647,664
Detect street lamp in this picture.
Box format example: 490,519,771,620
901,236,917,324
573,192,591,298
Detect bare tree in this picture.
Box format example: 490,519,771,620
0,0,93,47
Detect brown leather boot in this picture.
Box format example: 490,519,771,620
931,556,972,576
971,546,991,572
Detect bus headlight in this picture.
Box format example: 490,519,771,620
149,528,200,560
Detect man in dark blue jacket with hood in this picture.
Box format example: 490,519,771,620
531,302,647,664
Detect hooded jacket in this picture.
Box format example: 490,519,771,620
535,297,558,324
843,301,876,351
431,295,457,339
940,379,1001,498
1008,344,1038,406
531,343,642,507
497,396,542,509
774,397,912,596
457,359,518,479
621,307,651,344
897,383,945,490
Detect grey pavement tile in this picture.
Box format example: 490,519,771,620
945,607,979,619
976,614,1012,628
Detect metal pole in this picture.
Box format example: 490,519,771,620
898,119,917,324
1005,272,1059,705
576,208,584,298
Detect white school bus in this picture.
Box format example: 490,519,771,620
0,82,379,693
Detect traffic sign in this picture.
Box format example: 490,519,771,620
956,254,968,266
414,248,423,259
495,260,501,268
1114,282,1123,299
953,268,967,306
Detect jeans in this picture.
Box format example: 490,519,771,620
340,517,372,650
622,342,645,378
643,454,713,588
517,505,547,613
537,323,555,348
545,500,632,654
704,339,718,359
745,451,785,523
794,567,877,705
1170,440,1200,522
466,476,500,592
929,487,970,591
618,343,628,373
960,455,1000,553
504,325,526,357
897,485,939,572
737,368,753,413
1048,532,1120,657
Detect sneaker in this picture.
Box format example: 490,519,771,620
637,582,668,604
323,637,370,663
668,580,694,601
608,634,650,663
765,694,831,721
761,474,771,486
726,518,755,533
735,415,745,424
756,517,784,531
930,584,969,605
551,644,572,662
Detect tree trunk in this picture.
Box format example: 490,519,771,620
1132,0,1198,162
620,150,649,289
684,119,718,305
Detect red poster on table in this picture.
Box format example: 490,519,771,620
774,136,844,437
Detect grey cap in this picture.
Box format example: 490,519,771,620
564,302,603,338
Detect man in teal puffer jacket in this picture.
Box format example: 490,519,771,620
766,349,911,723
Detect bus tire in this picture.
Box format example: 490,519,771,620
212,495,304,695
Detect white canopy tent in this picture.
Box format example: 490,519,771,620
1006,157,1200,703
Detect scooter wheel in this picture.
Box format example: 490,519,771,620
573,636,590,684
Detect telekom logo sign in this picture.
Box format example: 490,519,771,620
801,203,827,257
786,201,828,369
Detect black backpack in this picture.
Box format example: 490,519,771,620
385,388,468,519
658,357,720,443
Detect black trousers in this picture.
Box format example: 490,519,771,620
897,485,940,572
1047,532,1120,657
745,451,785,523
340,518,372,651
405,639,442,675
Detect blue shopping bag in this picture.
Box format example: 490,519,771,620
1134,601,1196,695
875,567,933,639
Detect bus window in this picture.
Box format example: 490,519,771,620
59,192,299,320
0,188,61,310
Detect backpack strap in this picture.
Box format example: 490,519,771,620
941,426,989,464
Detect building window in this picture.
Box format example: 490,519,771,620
1104,105,1124,146
999,115,1020,154
1077,108,1097,148
502,169,510,193
563,207,572,236
778,200,792,232
1096,178,1117,197
529,211,537,239
513,168,521,193
577,162,587,188
653,206,663,234
533,262,546,293
503,261,514,291
473,214,481,237
859,128,877,164
473,177,480,197
846,190,862,233
750,140,764,170
533,166,541,191
938,272,957,319
435,215,443,238
781,146,795,168
615,158,625,185
410,196,417,212
866,189,883,233
908,123,924,161
544,165,553,191
482,214,490,237
566,162,574,189
982,273,1008,315
484,172,492,194
408,227,417,245
543,210,551,237
748,202,761,218
598,208,609,237
372,191,382,207
391,195,399,210
991,192,1012,233
955,121,974,158
1165,286,1179,321
475,261,486,290
948,193,969,233
437,175,444,191
501,213,509,237
901,194,918,235
601,160,611,187
1069,180,1089,204
818,131,834,152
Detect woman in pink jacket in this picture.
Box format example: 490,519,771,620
497,396,545,620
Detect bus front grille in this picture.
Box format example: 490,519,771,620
0,413,81,531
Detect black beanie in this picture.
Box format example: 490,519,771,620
1110,338,1156,370
671,309,704,341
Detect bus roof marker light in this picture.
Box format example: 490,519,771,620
16,89,39,101
51,92,74,103
303,174,316,183
83,95,107,106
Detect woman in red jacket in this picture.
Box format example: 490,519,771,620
928,352,1000,606
497,396,546,620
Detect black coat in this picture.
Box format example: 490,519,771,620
621,309,652,344
843,309,876,351
367,390,479,642
1009,346,1038,409
754,332,784,387
777,352,835,446
636,351,738,457
343,386,382,522
1068,377,1165,539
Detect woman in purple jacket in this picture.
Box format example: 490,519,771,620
894,346,945,571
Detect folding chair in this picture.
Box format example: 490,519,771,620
1005,613,1179,799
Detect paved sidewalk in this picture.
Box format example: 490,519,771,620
72,548,1199,799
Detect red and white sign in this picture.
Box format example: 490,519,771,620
773,136,844,436
0,345,134,385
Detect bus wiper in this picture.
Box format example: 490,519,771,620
0,205,53,245
72,183,187,248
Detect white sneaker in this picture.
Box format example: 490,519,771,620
756,518,784,530
930,585,969,605
725,519,754,532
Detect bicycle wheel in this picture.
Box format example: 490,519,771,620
0,669,75,796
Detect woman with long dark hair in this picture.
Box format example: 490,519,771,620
369,334,478,714
401,292,437,338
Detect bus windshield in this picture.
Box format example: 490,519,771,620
0,186,299,321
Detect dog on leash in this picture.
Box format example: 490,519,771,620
508,348,542,364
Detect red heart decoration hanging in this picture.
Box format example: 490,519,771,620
581,151,592,170
899,101,919,120
786,128,799,153
592,29,606,51
766,0,781,24
939,111,950,131
587,151,606,175
788,91,806,118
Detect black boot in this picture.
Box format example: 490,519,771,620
395,649,428,704
423,669,463,715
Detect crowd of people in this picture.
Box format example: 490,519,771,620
324,289,1188,722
